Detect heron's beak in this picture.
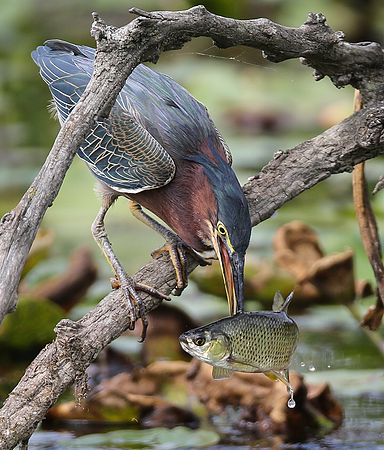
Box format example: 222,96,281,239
212,235,245,316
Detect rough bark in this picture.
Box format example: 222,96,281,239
1,6,384,448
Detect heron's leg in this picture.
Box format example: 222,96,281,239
128,200,209,296
91,195,170,340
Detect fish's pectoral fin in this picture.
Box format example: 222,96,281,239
212,366,233,380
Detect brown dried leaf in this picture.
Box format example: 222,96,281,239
274,221,370,305
24,247,97,311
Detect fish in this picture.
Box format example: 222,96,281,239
179,291,299,408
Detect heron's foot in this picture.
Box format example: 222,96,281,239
152,241,187,296
152,239,211,296
111,275,170,341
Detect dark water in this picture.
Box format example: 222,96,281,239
311,394,384,450
27,392,384,449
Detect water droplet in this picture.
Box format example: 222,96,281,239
308,364,316,372
288,398,296,408
300,362,306,367
287,386,295,408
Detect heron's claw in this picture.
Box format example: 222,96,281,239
111,276,170,341
152,240,188,295
152,239,210,296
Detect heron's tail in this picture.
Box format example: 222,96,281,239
31,40,95,123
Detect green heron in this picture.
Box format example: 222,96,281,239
32,40,251,336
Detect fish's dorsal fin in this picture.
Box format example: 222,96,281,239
272,291,285,312
212,366,233,380
272,291,294,312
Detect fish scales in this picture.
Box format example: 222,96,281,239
179,292,299,407
206,311,298,371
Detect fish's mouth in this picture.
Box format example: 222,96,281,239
179,333,190,353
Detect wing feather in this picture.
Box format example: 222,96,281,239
32,43,175,192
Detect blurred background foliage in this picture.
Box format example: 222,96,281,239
1,0,384,447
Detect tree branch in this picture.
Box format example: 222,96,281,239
2,6,384,448
2,5,384,322
2,106,384,448
245,105,384,226
352,93,384,330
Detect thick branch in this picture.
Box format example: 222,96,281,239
126,7,384,104
0,255,186,450
2,104,384,448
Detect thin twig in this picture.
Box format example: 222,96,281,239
346,303,384,356
352,90,384,330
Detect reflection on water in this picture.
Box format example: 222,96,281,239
285,395,384,450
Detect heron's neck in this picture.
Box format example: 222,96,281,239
130,161,215,252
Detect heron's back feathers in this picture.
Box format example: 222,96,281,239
32,40,232,192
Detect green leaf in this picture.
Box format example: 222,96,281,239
58,427,220,449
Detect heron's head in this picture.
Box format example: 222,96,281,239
208,171,251,315
176,137,251,315
192,149,251,315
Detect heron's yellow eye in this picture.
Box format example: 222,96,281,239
193,337,206,346
217,222,227,236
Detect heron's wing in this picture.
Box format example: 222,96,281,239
79,108,175,193
32,42,175,193
115,62,233,166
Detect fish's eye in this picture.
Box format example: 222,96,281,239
193,337,206,346
217,222,227,236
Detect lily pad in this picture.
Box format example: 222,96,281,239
58,426,220,449
0,297,64,357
